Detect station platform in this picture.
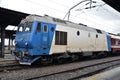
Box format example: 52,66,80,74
0,53,16,61
82,67,120,80
0,53,17,66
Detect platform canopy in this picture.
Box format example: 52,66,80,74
0,7,29,28
0,7,29,38
102,0,120,12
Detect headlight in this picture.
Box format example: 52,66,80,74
25,42,28,46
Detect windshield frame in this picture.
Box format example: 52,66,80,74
17,23,24,32
17,22,33,32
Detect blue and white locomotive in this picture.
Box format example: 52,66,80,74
14,15,111,65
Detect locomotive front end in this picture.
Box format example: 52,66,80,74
14,21,34,65
13,15,56,65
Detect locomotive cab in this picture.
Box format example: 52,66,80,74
14,20,56,65
15,22,32,48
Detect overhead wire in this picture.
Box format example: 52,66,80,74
23,0,118,33
46,0,70,8
74,4,118,30
73,0,118,31
25,0,67,14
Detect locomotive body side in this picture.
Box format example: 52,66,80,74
50,24,110,55
14,15,112,65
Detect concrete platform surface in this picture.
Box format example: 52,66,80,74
82,67,120,80
0,54,16,61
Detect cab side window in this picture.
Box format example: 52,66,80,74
36,23,41,32
44,25,48,32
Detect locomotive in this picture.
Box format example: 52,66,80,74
13,15,120,65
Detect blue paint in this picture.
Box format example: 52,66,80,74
106,34,111,52
21,56,41,64
29,21,56,56
14,20,56,64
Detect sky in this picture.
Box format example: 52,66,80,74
0,0,120,34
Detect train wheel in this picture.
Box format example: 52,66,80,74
103,52,108,57
71,54,79,61
58,58,65,64
91,53,97,59
40,56,53,65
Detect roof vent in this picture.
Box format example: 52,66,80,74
78,23,87,27
53,18,66,24
44,14,49,16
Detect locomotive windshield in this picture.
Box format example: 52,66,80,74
18,22,33,32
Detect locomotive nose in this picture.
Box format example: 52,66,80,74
15,41,31,48
15,32,32,48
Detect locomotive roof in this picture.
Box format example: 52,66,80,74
21,15,106,34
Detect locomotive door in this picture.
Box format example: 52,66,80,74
41,23,49,48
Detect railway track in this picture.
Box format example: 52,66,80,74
0,60,23,72
26,58,120,80
0,60,18,66
0,56,120,80
0,56,116,73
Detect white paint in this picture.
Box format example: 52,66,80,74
50,24,108,54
